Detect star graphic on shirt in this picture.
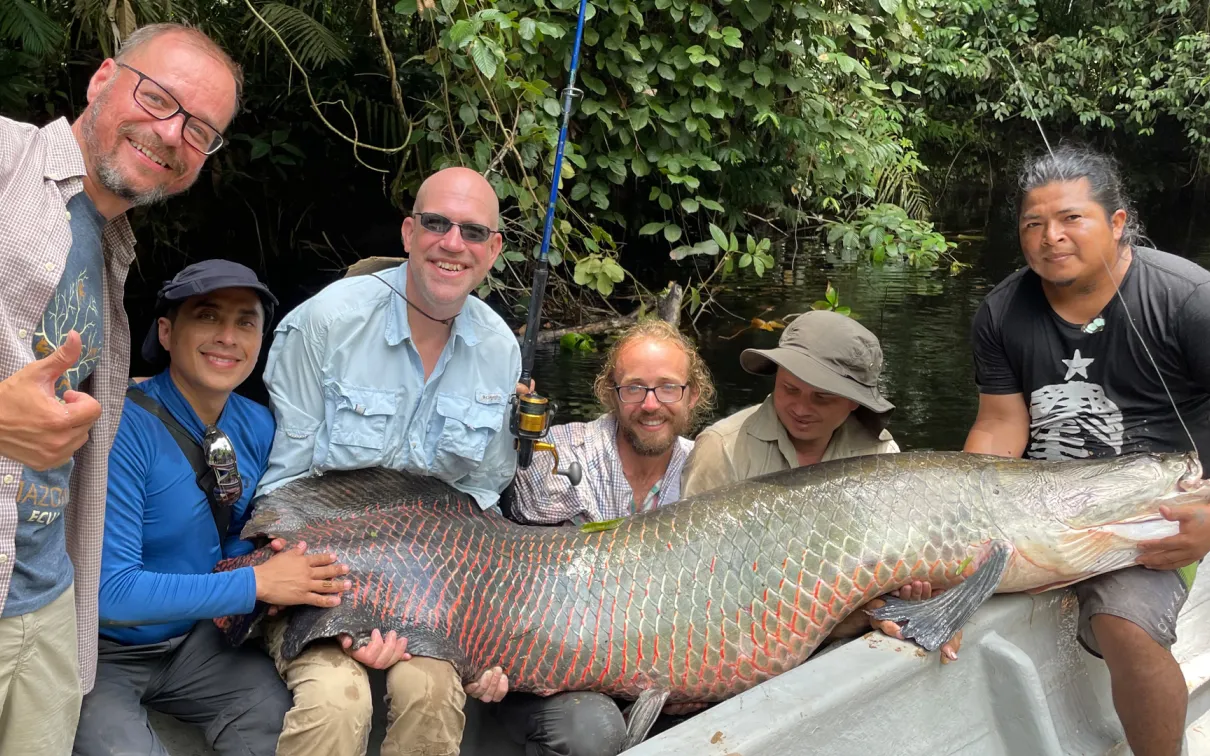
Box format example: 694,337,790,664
1062,349,1094,380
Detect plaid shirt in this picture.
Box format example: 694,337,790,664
0,116,137,692
510,414,692,524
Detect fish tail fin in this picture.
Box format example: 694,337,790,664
868,540,1012,651
621,689,670,750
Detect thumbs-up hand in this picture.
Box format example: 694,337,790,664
0,331,103,471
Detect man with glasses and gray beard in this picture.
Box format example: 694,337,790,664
500,319,716,756
0,22,241,753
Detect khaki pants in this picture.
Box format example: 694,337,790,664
265,618,466,756
0,583,81,756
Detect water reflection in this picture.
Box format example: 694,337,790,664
530,232,1210,452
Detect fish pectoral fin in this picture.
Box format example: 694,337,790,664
621,689,670,750
868,541,1012,652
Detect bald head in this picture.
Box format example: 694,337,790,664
401,166,504,320
415,167,500,229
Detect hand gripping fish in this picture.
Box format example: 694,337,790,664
214,450,1210,748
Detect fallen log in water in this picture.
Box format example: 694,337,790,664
531,282,684,343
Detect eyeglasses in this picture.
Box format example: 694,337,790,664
117,63,225,155
614,384,689,404
202,425,243,507
413,212,500,243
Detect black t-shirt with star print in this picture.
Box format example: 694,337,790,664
971,246,1210,470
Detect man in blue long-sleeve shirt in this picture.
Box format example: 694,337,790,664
73,260,352,756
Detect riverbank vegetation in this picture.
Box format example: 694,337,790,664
4,0,1209,328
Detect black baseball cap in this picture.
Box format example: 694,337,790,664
140,259,279,364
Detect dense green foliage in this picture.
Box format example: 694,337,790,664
900,0,1210,202
2,0,1208,324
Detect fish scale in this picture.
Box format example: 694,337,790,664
215,451,1204,704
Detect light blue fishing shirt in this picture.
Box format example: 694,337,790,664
257,263,521,510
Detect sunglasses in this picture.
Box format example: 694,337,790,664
413,212,500,244
202,426,243,507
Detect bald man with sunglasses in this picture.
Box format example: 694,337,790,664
256,166,521,756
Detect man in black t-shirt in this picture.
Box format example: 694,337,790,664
965,145,1210,756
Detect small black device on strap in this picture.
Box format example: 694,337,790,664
125,386,232,541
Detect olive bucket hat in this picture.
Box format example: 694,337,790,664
739,310,895,433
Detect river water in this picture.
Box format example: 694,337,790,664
525,220,1210,451
123,204,1210,451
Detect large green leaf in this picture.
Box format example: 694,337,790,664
470,39,498,78
747,0,772,24
248,3,350,69
0,0,63,53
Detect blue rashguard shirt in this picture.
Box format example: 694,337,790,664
99,370,273,645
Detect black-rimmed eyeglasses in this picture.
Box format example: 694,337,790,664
614,384,689,404
117,63,225,155
413,212,500,243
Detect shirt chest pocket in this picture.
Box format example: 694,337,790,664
434,392,506,468
329,383,397,450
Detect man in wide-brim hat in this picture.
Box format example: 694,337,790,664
678,309,958,655
680,309,899,498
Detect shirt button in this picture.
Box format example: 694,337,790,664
0,554,7,565
1,475,11,485
44,262,54,272
16,329,26,339
65,211,72,221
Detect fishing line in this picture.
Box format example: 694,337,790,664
984,12,1199,456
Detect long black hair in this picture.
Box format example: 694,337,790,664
1015,144,1144,250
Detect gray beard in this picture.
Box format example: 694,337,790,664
94,159,169,207
82,91,175,208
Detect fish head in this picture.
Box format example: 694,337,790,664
982,451,1209,592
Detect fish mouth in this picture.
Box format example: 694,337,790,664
1179,454,1205,491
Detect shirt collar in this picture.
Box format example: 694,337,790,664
40,117,139,263
746,395,786,442
744,395,875,465
41,117,87,183
745,394,805,467
383,262,480,349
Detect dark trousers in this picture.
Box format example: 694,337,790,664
73,620,291,756
495,691,627,756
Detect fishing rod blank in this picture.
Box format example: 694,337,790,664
509,0,589,485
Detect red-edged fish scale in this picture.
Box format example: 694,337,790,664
220,457,998,702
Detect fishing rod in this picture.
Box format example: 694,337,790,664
985,14,1198,455
508,0,590,486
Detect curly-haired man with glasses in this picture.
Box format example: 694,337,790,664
498,319,716,756
0,22,240,753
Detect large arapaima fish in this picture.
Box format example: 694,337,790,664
214,451,1209,747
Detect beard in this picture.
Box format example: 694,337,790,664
81,87,187,207
619,409,691,456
